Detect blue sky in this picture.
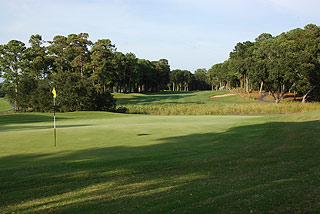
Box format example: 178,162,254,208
1,0,320,71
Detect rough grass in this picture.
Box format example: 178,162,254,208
0,97,13,112
1,111,320,213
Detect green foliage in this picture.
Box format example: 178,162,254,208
54,71,116,112
2,24,320,112
194,68,210,90
0,82,6,97
209,24,320,103
169,69,193,91
92,91,117,111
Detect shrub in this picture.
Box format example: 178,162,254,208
4,71,117,112
115,106,128,113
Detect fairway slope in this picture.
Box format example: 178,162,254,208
1,111,320,213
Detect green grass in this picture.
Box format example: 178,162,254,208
114,90,256,106
114,91,320,115
0,97,13,112
1,111,320,213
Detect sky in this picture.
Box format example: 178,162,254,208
1,0,320,72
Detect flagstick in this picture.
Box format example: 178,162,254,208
54,96,56,147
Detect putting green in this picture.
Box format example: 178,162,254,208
1,111,320,213
0,112,265,167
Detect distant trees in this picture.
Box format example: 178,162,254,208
0,40,28,110
207,24,320,103
194,68,210,90
1,24,319,112
0,33,170,112
169,69,192,91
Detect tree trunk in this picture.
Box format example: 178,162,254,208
275,90,282,104
15,85,18,111
302,86,316,103
241,75,244,89
245,75,249,93
259,81,263,95
302,95,307,103
270,92,280,104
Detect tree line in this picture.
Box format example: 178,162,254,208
1,24,319,112
206,24,320,103
163,24,320,103
0,33,171,112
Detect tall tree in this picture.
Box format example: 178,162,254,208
25,34,51,79
229,41,254,93
152,59,170,91
67,33,92,77
90,39,116,92
194,68,209,90
0,40,27,110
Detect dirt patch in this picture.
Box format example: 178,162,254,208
210,94,236,98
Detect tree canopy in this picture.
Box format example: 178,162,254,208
207,24,320,103
1,24,319,112
0,33,170,112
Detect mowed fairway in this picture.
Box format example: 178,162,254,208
1,93,320,213
114,90,255,106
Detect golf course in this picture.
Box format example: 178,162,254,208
1,91,320,213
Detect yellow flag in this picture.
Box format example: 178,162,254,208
52,88,56,98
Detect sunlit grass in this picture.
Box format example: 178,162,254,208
1,111,320,213
114,90,256,106
1,91,320,212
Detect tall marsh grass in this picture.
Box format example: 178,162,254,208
124,103,320,115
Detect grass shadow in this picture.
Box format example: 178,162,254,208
0,113,67,125
118,94,196,105
1,120,320,213
0,124,92,132
116,91,197,105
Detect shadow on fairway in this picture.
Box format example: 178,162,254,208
1,120,320,213
0,124,92,132
117,92,198,105
0,113,67,125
